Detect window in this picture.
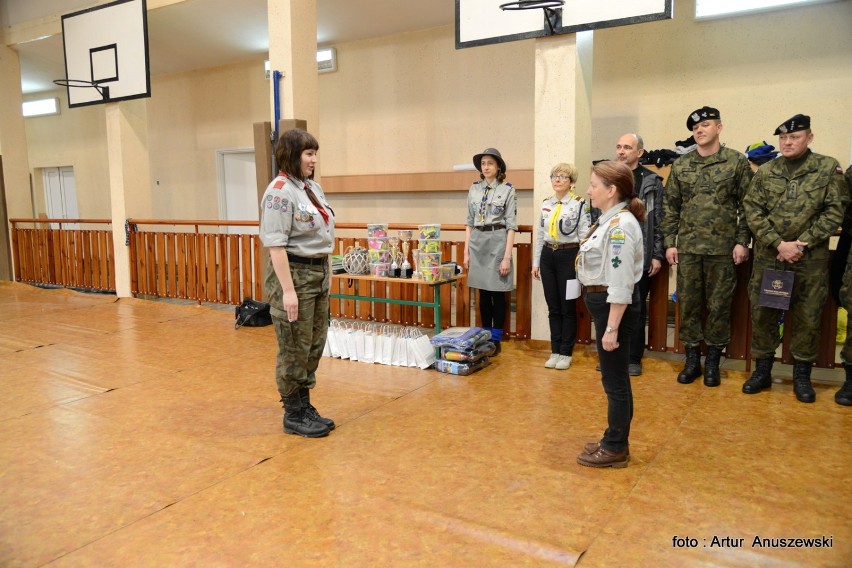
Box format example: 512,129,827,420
696,0,838,20
22,98,59,117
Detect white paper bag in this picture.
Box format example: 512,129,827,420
566,278,581,300
361,323,376,364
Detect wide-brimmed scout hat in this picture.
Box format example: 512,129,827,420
473,148,507,173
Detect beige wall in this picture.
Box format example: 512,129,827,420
317,25,535,176
16,0,852,226
24,90,108,217
589,0,852,164
147,59,269,219
23,59,270,220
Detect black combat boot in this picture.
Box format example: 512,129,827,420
283,391,330,438
836,364,852,406
742,358,773,394
676,346,702,384
703,346,723,387
792,360,816,403
300,387,335,430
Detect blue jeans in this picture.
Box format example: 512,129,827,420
584,289,640,452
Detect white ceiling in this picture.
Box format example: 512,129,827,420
13,0,456,95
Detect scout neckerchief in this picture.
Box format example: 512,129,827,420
478,180,495,223
281,171,329,225
548,188,578,239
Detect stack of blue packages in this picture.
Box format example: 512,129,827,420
429,326,496,376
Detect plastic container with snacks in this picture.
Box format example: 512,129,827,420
368,249,390,263
367,237,388,251
418,252,442,268
370,262,391,277
418,224,441,240
367,224,388,238
421,266,441,282
440,264,455,281
417,239,442,253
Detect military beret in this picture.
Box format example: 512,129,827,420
774,114,810,135
686,106,721,130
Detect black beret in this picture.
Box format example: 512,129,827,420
774,114,810,135
686,106,721,130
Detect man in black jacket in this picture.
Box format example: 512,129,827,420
616,133,664,376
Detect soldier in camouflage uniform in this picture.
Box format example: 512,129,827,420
661,107,753,387
260,128,336,437
837,165,852,406
742,115,850,403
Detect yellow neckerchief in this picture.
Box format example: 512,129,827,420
548,187,576,240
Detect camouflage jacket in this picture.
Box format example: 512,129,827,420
661,146,753,254
744,151,849,259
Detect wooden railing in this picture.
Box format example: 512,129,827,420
9,218,115,292
7,217,844,367
125,219,264,304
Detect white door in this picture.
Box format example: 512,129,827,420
217,149,259,235
43,166,79,229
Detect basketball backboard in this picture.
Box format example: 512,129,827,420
58,0,151,108
456,0,673,49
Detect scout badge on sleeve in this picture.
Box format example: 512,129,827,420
758,268,794,310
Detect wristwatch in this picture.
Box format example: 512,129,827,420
738,241,750,248
605,326,618,334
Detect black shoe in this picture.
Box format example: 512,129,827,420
283,392,330,438
836,380,852,406
703,346,722,387
300,387,335,430
677,346,702,384
628,363,642,376
742,358,773,394
792,361,816,403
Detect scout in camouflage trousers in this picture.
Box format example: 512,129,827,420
836,164,852,406
260,128,336,437
742,115,850,403
662,107,753,387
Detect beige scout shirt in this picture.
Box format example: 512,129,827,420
465,180,518,230
577,202,643,304
259,174,335,257
533,193,591,268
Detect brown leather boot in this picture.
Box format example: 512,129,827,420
577,446,629,468
583,441,630,461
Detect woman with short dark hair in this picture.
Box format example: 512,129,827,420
260,128,335,438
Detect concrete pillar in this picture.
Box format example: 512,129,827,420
267,0,318,136
0,45,33,280
530,31,594,342
105,99,153,297
0,44,32,219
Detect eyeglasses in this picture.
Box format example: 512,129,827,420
550,175,572,181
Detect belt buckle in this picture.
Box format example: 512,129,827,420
547,242,558,250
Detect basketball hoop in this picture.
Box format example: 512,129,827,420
500,0,564,35
53,78,111,101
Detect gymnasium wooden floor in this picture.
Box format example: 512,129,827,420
1,281,849,567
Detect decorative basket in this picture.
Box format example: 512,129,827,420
342,244,370,275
